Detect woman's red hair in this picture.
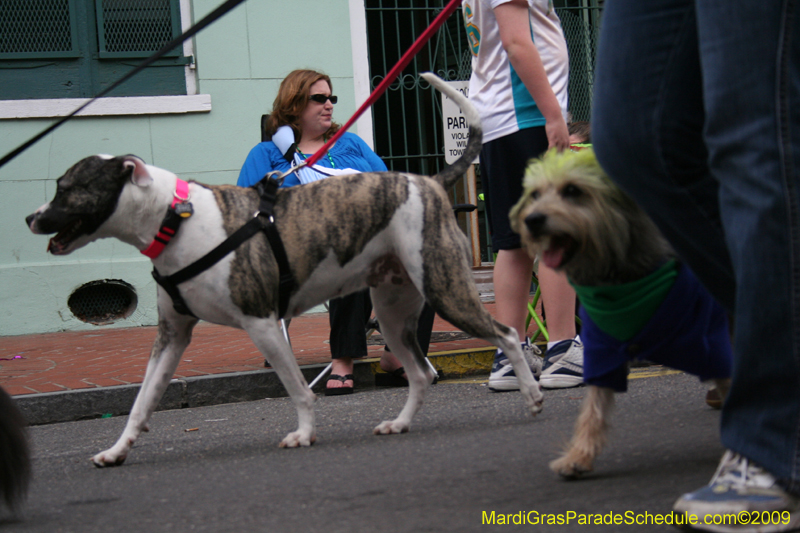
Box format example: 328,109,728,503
265,69,341,142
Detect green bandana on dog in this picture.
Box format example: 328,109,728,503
570,260,678,341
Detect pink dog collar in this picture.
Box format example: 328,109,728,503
141,179,192,259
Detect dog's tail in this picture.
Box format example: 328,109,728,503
0,386,30,512
422,72,482,191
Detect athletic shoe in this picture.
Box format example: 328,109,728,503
488,341,542,392
673,450,800,532
539,337,584,389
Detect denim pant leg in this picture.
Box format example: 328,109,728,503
697,0,800,494
594,0,800,492
593,0,735,312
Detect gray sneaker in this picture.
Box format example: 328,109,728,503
673,450,800,532
488,341,542,392
540,337,584,389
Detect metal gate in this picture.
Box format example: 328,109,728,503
558,2,602,122
364,0,601,262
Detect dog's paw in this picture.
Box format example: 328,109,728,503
372,420,410,435
549,455,593,479
519,384,544,416
91,451,127,468
278,430,316,448
521,393,544,416
529,398,544,416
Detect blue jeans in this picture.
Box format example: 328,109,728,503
593,0,800,494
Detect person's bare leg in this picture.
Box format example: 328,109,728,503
537,263,577,342
494,248,535,342
380,349,403,373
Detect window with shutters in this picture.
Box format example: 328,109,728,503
0,0,190,100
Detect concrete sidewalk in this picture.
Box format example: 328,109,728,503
1,301,508,425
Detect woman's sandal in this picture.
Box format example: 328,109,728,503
374,366,441,387
374,367,408,387
325,374,355,396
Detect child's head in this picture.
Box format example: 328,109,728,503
568,121,591,145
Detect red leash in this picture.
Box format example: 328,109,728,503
305,0,464,167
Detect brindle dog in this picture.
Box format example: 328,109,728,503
26,73,543,467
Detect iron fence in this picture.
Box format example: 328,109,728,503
364,0,601,261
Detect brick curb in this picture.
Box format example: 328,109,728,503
14,347,497,425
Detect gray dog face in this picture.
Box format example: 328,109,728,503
25,155,133,255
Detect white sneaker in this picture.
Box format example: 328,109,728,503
673,450,800,532
540,337,584,389
488,341,542,392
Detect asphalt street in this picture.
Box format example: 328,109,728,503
2,370,724,533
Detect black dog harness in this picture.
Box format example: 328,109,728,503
144,176,296,319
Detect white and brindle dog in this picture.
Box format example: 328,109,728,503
26,73,542,468
510,148,732,479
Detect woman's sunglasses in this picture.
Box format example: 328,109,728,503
309,94,338,104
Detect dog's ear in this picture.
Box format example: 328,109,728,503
121,155,153,187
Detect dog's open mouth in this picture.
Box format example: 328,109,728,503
47,219,83,255
541,234,576,270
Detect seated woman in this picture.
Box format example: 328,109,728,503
238,69,434,395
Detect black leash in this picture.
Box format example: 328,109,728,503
152,175,296,319
0,0,246,170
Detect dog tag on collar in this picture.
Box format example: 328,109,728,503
174,202,193,218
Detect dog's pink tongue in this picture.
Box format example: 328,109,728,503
541,248,564,269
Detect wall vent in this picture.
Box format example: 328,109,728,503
68,279,137,325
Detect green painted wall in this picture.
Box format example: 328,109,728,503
0,0,361,336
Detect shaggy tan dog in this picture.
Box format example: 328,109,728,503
510,149,731,478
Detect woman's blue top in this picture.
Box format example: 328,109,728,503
237,132,387,188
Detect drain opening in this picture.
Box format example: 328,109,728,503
68,280,138,325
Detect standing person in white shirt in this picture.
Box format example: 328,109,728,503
464,0,584,390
